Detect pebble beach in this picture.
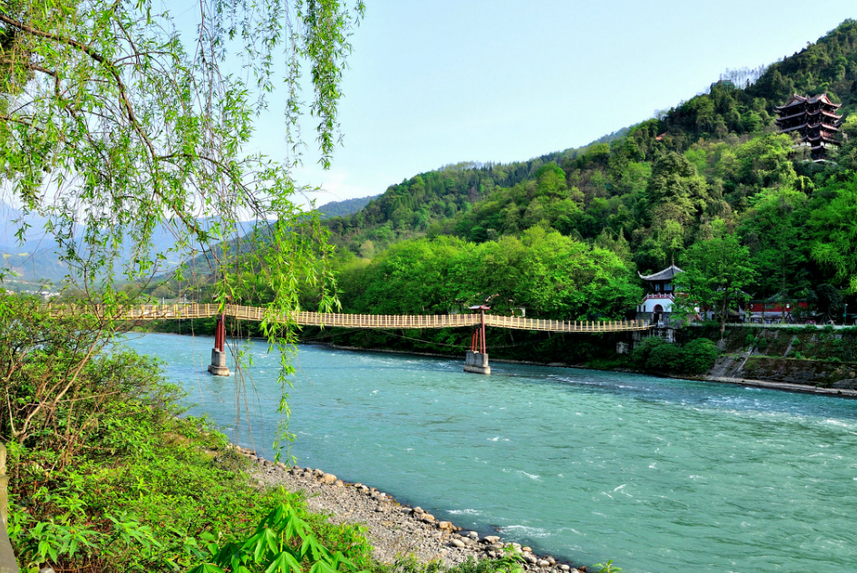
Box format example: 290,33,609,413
233,446,589,573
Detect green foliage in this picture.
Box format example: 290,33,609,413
673,220,756,333
681,339,722,374
630,337,720,376
188,502,369,573
809,174,857,292
319,20,857,330
593,560,623,573
0,0,362,290
1,295,372,573
338,228,642,320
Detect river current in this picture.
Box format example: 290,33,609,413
124,333,857,573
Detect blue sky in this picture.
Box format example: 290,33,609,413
217,2,857,206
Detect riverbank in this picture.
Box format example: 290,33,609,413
143,318,857,396
319,341,857,399
233,444,589,573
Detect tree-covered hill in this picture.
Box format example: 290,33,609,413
317,20,857,322
663,19,857,147
318,195,378,218
328,20,857,257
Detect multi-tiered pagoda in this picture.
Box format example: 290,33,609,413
775,94,842,161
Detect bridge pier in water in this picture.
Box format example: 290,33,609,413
208,312,230,376
464,305,491,375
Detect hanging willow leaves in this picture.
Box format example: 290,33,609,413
0,0,363,455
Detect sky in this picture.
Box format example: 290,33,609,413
246,0,854,208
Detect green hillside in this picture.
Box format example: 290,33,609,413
315,20,857,327
318,195,378,218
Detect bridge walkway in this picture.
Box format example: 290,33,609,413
47,303,650,333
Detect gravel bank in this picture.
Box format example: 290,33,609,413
235,446,588,573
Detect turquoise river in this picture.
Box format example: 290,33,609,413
125,333,857,573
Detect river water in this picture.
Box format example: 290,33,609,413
124,333,857,573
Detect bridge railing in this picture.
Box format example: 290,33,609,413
48,303,224,321
484,315,648,332
45,303,651,333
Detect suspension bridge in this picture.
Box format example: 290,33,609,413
48,303,651,375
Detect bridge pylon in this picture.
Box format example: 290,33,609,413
464,305,490,375
208,311,230,376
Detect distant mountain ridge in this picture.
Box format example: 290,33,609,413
0,202,216,284
317,195,378,218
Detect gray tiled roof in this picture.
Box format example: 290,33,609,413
638,264,684,281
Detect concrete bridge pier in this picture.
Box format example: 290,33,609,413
208,312,231,376
464,350,490,374
464,305,491,374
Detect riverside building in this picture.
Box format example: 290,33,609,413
635,264,684,327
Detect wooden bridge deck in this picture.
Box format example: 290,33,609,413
47,303,650,333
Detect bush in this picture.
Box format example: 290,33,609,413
629,337,669,369
646,342,684,371
681,338,721,374
0,294,373,573
630,336,720,376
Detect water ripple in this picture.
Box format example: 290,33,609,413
124,334,857,573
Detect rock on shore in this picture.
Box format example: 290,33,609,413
233,446,586,573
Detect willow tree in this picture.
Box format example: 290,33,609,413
0,0,363,452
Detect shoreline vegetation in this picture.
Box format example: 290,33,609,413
138,319,857,398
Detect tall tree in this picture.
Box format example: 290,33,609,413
674,220,756,334
634,152,709,269
810,175,857,293
0,0,362,294
739,187,810,322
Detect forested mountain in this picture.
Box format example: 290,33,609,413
318,195,378,218
317,20,857,322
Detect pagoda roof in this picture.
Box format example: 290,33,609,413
779,122,840,134
775,108,842,123
638,264,684,282
775,93,841,111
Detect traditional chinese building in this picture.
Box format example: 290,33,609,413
635,264,683,326
774,93,842,161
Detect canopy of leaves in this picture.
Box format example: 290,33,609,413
318,20,857,319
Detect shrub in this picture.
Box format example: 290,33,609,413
646,343,684,371
629,337,669,369
680,338,721,375
629,336,720,376
1,294,373,573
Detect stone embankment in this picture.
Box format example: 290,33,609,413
232,446,587,573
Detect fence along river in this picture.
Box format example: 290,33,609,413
125,333,857,573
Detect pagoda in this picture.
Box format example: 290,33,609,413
635,264,683,326
774,94,842,161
